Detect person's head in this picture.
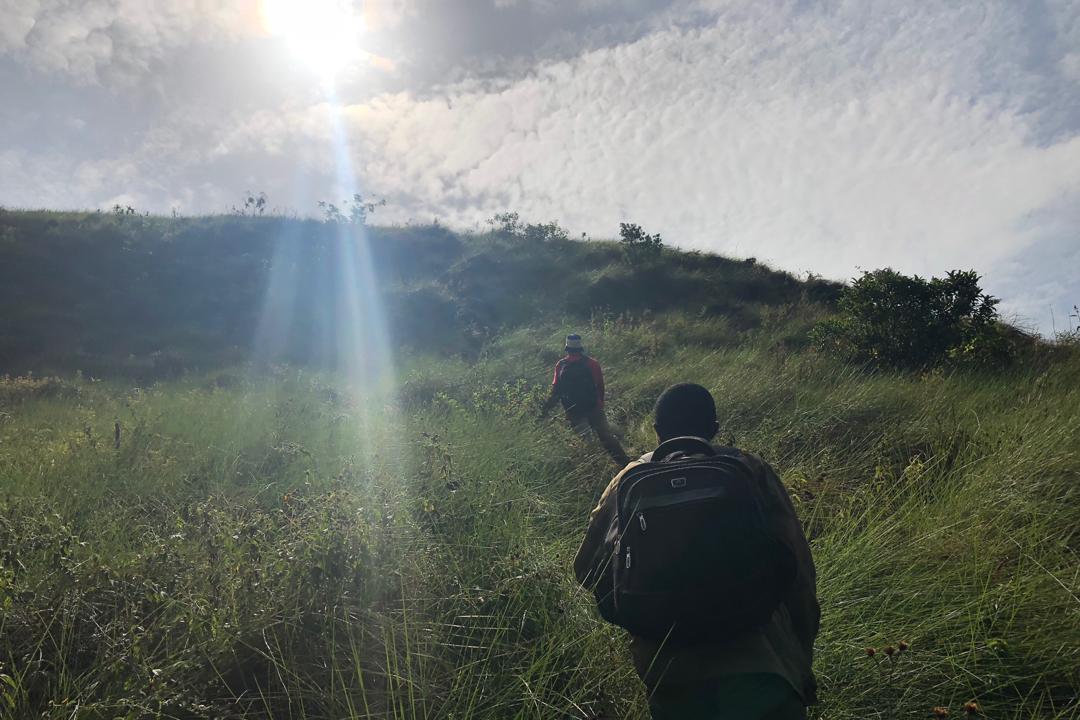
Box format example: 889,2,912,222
564,333,584,355
653,383,719,442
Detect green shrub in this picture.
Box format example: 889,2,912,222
812,268,1011,369
618,222,663,266
487,212,569,243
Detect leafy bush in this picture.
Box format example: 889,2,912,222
521,220,569,244
812,269,1011,368
487,212,569,243
618,222,663,265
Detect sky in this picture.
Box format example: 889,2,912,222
2,0,1079,334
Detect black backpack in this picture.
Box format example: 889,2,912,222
594,436,796,644
557,359,597,413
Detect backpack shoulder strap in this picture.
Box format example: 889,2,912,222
651,436,718,462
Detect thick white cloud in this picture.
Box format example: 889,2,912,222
2,0,1078,329
0,0,250,84
0,1,39,51
208,1,1080,326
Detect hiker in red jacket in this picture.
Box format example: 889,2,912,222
540,333,630,466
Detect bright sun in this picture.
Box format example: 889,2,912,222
261,0,365,79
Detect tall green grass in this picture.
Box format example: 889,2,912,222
1,312,1077,718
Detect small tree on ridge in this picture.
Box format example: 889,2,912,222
619,222,663,266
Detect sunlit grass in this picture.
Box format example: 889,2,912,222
1,312,1077,718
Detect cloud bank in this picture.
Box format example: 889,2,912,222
215,1,1080,325
0,0,250,85
1,0,1078,330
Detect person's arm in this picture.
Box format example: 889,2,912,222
540,362,562,417
573,463,637,586
745,453,820,654
540,386,560,417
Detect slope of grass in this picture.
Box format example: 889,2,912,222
0,210,839,378
0,210,1075,718
2,310,1077,719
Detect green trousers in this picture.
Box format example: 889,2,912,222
647,673,807,720
567,406,630,466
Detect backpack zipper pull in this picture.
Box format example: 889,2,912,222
625,547,632,569
639,513,647,532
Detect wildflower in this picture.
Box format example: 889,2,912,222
963,701,979,715
883,645,896,657
931,707,949,717
864,647,876,657
898,640,910,652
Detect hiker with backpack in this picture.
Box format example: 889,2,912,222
540,333,630,466
573,383,819,719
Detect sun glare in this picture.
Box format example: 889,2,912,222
261,0,365,79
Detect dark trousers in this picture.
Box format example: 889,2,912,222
567,407,630,466
648,673,806,720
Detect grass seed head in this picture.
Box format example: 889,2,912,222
932,707,949,717
898,640,910,652
963,701,979,715
864,647,876,657
884,645,896,657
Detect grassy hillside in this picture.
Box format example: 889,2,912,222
0,210,837,378
0,212,1077,719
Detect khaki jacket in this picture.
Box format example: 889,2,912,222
572,446,819,703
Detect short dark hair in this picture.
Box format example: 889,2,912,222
653,383,718,441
